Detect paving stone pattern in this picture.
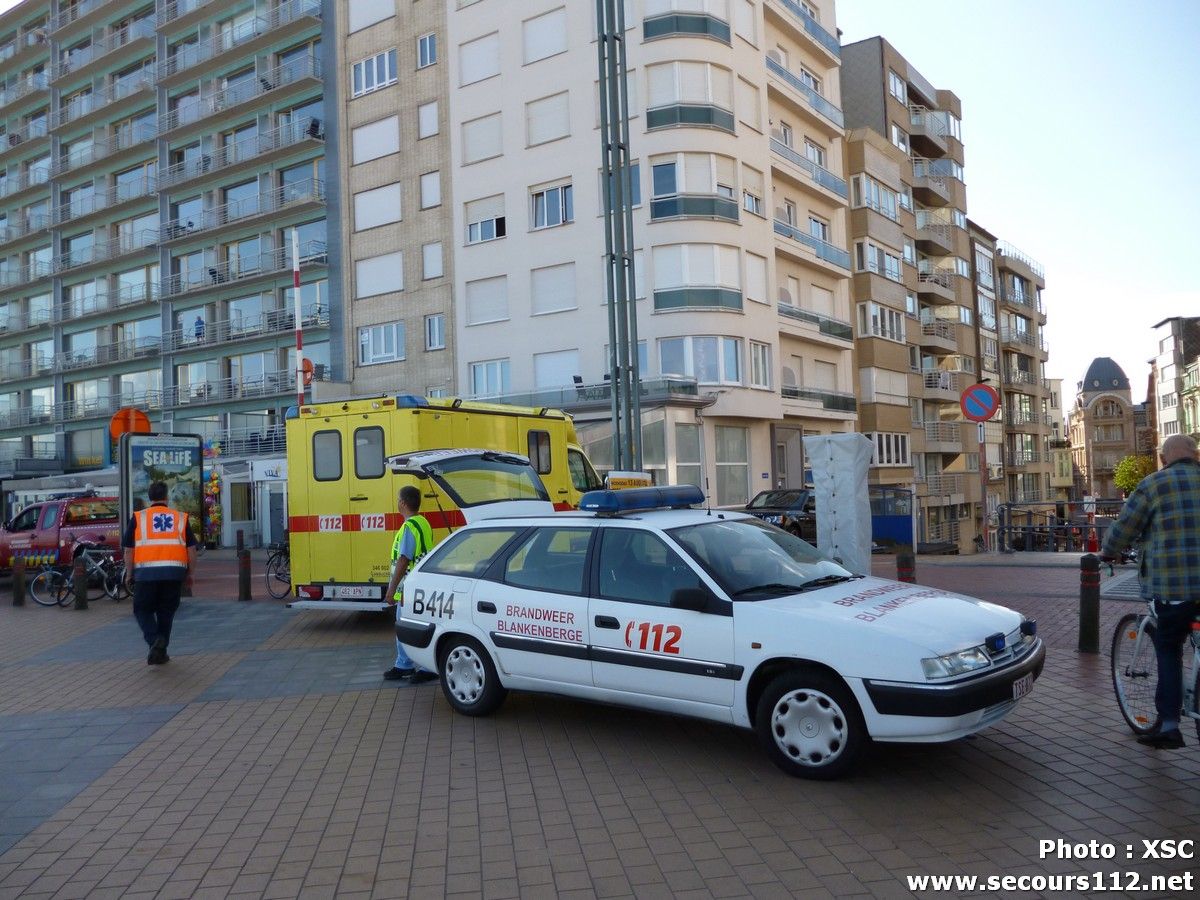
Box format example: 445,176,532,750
0,556,1196,899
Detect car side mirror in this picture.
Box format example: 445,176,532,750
670,587,710,612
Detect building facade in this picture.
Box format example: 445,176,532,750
0,0,334,488
1068,357,1136,498
1150,315,1200,447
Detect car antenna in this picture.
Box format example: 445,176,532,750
705,477,712,516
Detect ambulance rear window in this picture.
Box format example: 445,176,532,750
354,427,385,479
313,431,342,481
527,430,551,474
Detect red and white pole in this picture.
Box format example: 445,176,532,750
292,229,304,410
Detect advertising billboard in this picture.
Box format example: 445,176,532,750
119,433,205,544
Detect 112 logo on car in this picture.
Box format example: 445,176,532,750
625,621,682,654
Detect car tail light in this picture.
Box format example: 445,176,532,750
297,584,322,599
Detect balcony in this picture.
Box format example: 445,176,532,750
0,28,50,73
0,355,54,381
768,135,848,198
773,219,851,271
0,405,55,429
0,71,49,112
56,389,164,423
768,0,840,59
0,260,54,291
157,0,322,87
922,518,961,541
165,304,329,353
158,116,324,190
52,229,158,275
920,473,963,496
165,368,329,410
642,13,730,43
919,320,957,352
1004,410,1052,428
1006,450,1043,467
781,385,857,413
50,0,119,35
51,18,155,83
916,266,956,304
158,54,322,137
922,421,963,453
0,303,52,335
999,327,1044,352
162,179,324,244
778,302,853,342
996,241,1045,281
645,102,735,134
914,209,954,255
908,105,948,157
50,123,157,178
1001,287,1044,317
54,335,162,373
1002,368,1039,387
764,56,844,129
207,423,289,459
653,288,742,312
51,174,158,227
52,281,159,323
50,72,154,131
922,369,961,401
0,214,49,248
473,376,702,412
157,0,218,30
649,192,739,223
910,156,951,207
161,240,327,298
0,165,51,201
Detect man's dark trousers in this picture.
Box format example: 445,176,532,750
133,580,184,649
1152,599,1198,723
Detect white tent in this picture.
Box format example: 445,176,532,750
802,433,873,575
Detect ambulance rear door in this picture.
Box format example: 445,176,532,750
346,412,396,593
303,417,352,588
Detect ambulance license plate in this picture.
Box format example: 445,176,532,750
1011,672,1034,700
326,585,382,600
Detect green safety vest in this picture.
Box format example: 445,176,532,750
391,514,433,601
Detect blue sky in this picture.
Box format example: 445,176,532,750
837,0,1200,398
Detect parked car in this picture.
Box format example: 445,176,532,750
0,494,121,572
743,488,816,542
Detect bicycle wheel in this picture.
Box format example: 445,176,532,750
265,552,291,600
1111,613,1159,734
104,563,130,601
29,570,67,607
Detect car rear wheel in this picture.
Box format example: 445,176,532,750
438,636,507,717
755,669,866,780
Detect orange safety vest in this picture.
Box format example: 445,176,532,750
132,505,190,571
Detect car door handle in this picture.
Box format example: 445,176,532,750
350,495,368,501
594,615,619,629
477,601,497,614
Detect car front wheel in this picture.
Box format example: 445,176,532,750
755,669,866,779
438,636,507,717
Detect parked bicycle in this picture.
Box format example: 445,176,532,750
1111,598,1200,741
265,538,291,600
28,542,127,607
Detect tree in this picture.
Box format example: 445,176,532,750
1113,454,1156,495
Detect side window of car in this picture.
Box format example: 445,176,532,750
8,506,41,531
504,527,591,595
422,528,524,577
597,529,701,606
37,503,60,530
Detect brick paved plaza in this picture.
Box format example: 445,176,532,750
0,553,1196,899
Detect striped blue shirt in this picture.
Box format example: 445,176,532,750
1101,458,1200,603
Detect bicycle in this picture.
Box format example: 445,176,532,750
1111,599,1200,741
39,543,127,606
28,563,73,607
264,539,291,600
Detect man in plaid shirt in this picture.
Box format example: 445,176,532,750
1101,434,1200,749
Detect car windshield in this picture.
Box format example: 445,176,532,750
747,489,808,510
64,499,119,523
669,517,855,599
426,454,550,507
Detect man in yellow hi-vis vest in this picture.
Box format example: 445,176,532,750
383,485,438,683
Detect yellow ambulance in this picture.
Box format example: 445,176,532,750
284,394,603,609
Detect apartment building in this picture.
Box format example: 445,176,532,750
336,0,454,397
1068,357,1136,498
1149,315,1200,446
0,0,333,479
840,37,981,551
440,0,855,501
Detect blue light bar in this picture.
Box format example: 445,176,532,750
579,485,705,514
395,395,429,408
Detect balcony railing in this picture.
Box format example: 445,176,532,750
161,240,327,297
51,229,158,273
764,56,844,128
773,0,840,58
769,135,848,198
158,117,324,188
2,119,50,154
165,367,329,409
921,320,956,342
1003,368,1038,387
0,71,49,108
51,174,157,225
50,123,157,177
996,241,1045,280
158,1,320,82
999,327,1044,351
781,385,857,412
923,370,961,394
51,73,153,129
778,302,853,341
922,421,962,444
475,377,701,410
772,219,851,269
165,304,328,351
649,192,739,223
207,423,288,459
157,0,217,27
52,18,154,81
923,519,961,542
55,389,165,422
1004,410,1053,428
921,474,963,495
54,335,162,372
0,166,50,198
0,303,52,334
49,0,114,33
53,281,159,322
0,355,53,381
162,179,324,242
0,214,49,245
1006,450,1042,466
158,55,321,135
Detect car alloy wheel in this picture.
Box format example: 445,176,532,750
444,645,486,705
770,687,848,768
438,636,508,716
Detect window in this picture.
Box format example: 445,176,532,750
353,183,402,231
348,0,393,31
352,116,400,164
959,305,973,325
422,243,443,279
532,183,574,229
803,139,825,168
750,342,771,388
425,314,445,350
471,358,510,395
798,67,821,94
533,348,579,388
898,185,912,212
460,32,501,85
358,322,405,365
526,92,570,146
855,241,903,283
465,194,506,243
715,425,749,506
355,251,404,298
420,171,441,208
418,101,439,138
354,426,385,478
417,32,437,68
743,189,762,216
975,248,994,289
783,200,797,225
465,276,508,325
503,526,589,594
888,70,907,103
523,7,568,64
462,112,502,164
869,432,910,467
424,528,523,576
313,431,341,481
903,237,916,265
646,60,733,110
658,335,741,385
778,122,793,147
851,174,898,221
598,529,701,606
744,252,767,304
858,303,905,343
351,49,398,98
890,123,909,154
808,216,829,243
531,262,577,315
596,161,642,208
652,244,741,297
675,423,702,488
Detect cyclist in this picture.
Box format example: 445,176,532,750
1101,434,1200,749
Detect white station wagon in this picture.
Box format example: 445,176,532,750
397,486,1045,778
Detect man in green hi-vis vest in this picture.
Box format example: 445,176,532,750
383,485,438,683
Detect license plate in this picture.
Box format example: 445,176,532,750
325,585,381,600
1012,672,1034,700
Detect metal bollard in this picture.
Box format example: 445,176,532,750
12,557,25,606
896,551,916,584
238,549,252,602
72,555,88,610
1078,554,1100,653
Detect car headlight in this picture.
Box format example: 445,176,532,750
921,645,992,679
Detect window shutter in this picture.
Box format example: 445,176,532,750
351,116,399,164
465,194,504,222
531,262,576,315
683,153,710,192
418,101,438,138
652,245,683,290
678,62,706,103
462,113,502,163
733,0,756,44
710,66,733,109
810,285,834,316
745,252,767,302
526,92,570,146
646,64,675,107
465,275,508,325
355,251,403,298
736,77,760,129
353,183,402,230
522,7,567,65
347,0,393,33
688,244,716,286
533,349,579,388
742,163,764,196
460,33,500,85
